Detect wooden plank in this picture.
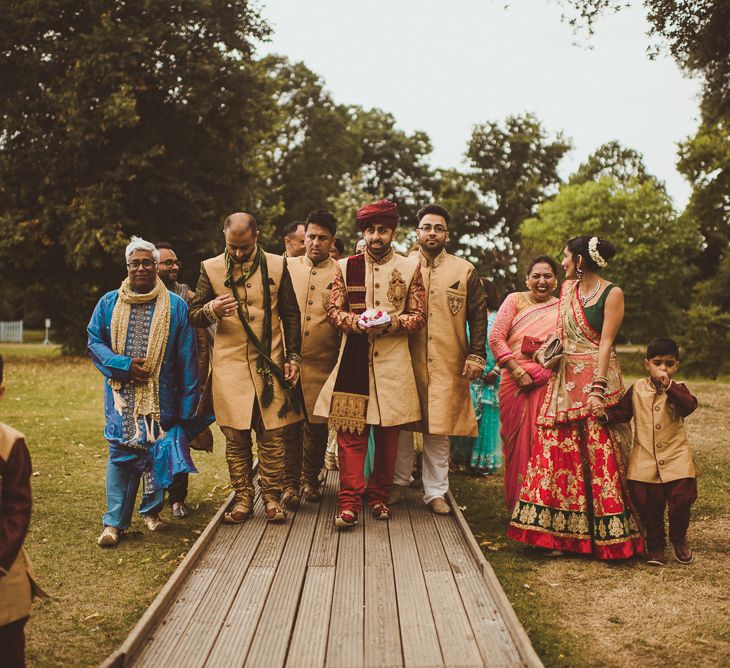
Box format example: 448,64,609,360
306,470,339,567
388,494,443,668
285,566,336,668
244,494,321,667
326,492,364,668
286,471,339,667
405,489,451,572
203,567,276,668
405,493,482,668
101,490,236,668
423,572,483,668
202,506,296,668
434,514,521,666
168,496,273,668
132,516,245,666
363,508,403,667
446,491,543,668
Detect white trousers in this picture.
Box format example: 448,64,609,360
393,430,451,503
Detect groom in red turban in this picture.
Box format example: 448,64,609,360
315,200,427,528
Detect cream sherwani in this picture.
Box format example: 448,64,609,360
394,248,488,504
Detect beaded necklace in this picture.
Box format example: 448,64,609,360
579,279,601,307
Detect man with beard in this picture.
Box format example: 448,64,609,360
390,204,487,514
281,209,341,505
155,242,213,518
189,213,302,523
88,237,204,545
315,200,426,528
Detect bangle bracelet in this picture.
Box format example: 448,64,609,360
588,392,606,400
511,367,526,380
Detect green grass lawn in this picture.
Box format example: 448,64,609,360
2,345,728,666
452,379,730,667
0,345,231,667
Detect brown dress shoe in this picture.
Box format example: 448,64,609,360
223,502,253,524
265,503,287,522
301,485,321,503
281,488,301,509
429,497,451,515
646,548,666,566
672,539,693,564
388,484,407,505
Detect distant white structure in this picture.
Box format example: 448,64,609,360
0,320,23,343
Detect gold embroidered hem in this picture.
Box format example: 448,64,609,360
328,391,368,434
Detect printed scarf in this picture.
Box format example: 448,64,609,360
109,277,170,441
329,253,369,434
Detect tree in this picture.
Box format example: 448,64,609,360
679,304,730,379
569,140,651,186
520,176,702,341
348,107,434,226
677,119,730,277
426,169,513,292
258,56,360,247
558,1,729,120
463,113,571,286
0,1,273,350
259,58,434,249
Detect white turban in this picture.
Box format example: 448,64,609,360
125,236,160,264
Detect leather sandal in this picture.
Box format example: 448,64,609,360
371,502,392,521
281,488,301,509
223,503,253,524
334,509,358,529
265,503,287,522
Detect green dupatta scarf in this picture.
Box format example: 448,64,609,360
224,247,300,418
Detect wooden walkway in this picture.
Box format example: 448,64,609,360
103,472,542,667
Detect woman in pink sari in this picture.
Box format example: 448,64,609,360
489,256,559,511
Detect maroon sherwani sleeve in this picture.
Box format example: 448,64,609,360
0,438,32,576
604,385,634,423
666,382,698,418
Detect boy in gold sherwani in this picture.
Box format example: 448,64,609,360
604,338,698,566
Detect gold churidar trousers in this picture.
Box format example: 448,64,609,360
219,401,285,506
283,412,328,492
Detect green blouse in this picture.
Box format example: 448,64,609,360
583,284,616,333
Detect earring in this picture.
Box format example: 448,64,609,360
576,266,583,278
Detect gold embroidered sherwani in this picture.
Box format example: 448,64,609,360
286,255,339,420
410,248,487,437
283,254,339,491
189,249,302,506
315,249,426,427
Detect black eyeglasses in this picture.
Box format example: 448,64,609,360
418,224,447,233
127,259,156,270
159,259,182,268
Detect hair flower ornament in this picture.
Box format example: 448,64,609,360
588,236,608,268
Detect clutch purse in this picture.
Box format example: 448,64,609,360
534,335,563,369
521,335,544,355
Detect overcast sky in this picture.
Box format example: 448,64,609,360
255,0,702,209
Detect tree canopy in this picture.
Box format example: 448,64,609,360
520,176,701,341
0,0,274,349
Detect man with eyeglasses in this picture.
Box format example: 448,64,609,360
155,242,213,519
390,204,488,515
189,213,303,524
88,237,208,546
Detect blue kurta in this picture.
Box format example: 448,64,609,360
87,290,207,492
